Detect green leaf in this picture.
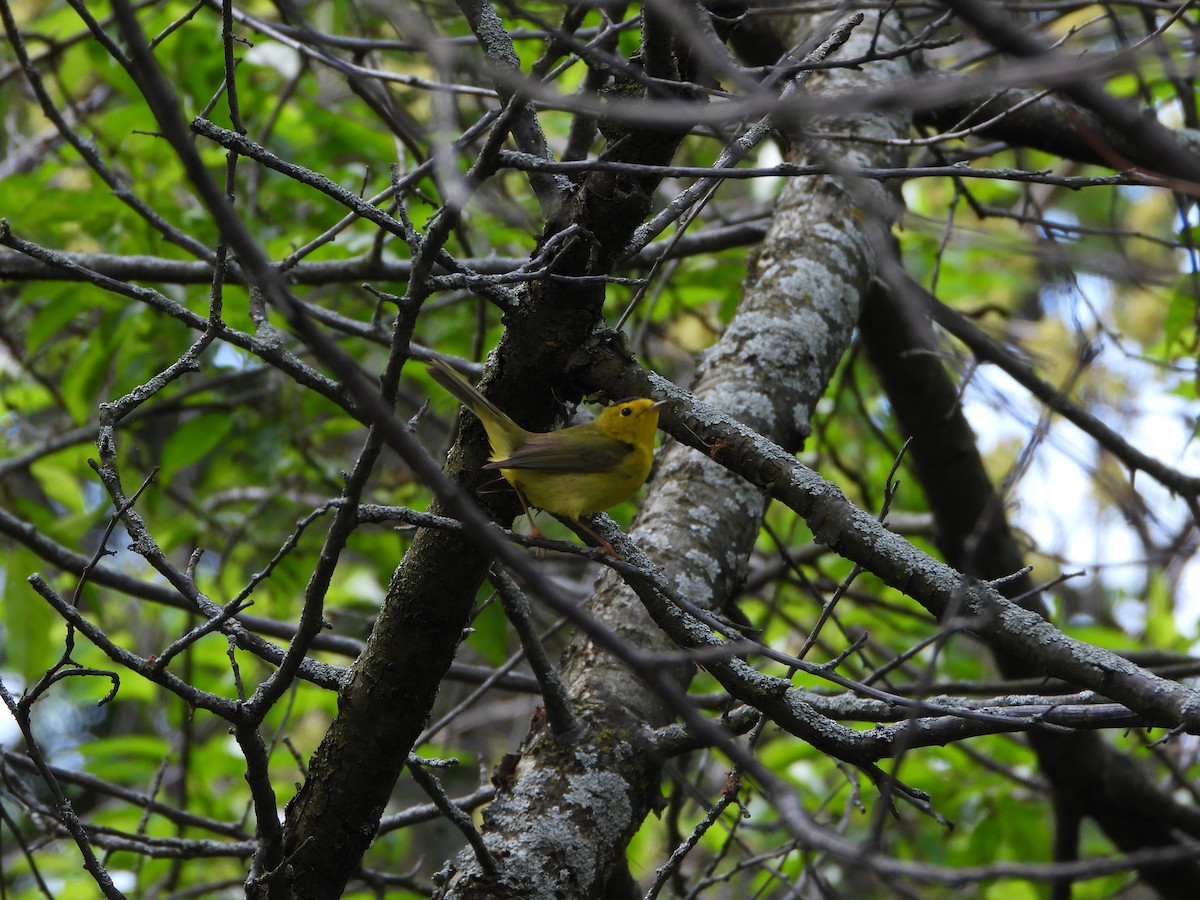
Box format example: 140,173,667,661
79,734,172,783
1163,288,1197,352
58,330,113,424
4,561,59,682
28,452,90,516
26,293,92,355
159,412,235,483
468,591,510,666
1144,571,1182,649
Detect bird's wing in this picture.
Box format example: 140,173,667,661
484,432,631,473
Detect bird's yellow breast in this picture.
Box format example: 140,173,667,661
503,439,653,520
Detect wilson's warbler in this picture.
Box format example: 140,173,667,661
427,358,665,554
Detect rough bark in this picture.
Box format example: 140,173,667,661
433,7,915,897
278,51,695,900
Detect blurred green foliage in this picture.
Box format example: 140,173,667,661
1,1,1198,898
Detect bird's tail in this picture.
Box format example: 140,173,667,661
427,357,522,454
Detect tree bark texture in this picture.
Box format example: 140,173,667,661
434,8,915,898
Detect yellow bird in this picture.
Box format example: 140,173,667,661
427,358,665,555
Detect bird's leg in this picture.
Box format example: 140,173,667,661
512,485,544,540
572,516,619,558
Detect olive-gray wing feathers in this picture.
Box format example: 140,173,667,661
484,433,631,473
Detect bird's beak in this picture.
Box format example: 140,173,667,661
648,399,670,413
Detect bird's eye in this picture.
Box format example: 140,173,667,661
621,406,632,417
